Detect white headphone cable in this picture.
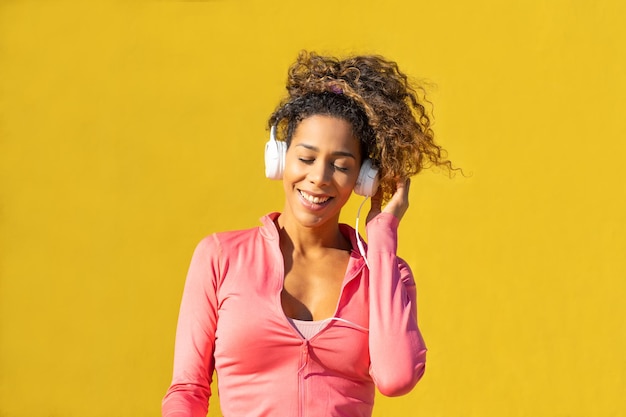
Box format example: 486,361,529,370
355,196,371,269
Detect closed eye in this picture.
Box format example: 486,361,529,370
298,157,351,172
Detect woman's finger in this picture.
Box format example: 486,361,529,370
382,178,410,220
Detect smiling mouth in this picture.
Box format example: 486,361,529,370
299,190,332,204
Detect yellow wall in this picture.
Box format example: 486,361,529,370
1,1,624,416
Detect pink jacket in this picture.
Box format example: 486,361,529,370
162,212,426,417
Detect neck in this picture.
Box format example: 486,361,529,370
276,213,350,256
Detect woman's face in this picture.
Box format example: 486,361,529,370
282,114,362,229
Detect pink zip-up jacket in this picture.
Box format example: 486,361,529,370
162,212,426,417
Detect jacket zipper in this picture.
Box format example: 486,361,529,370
298,340,309,417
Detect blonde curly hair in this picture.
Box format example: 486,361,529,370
268,50,455,202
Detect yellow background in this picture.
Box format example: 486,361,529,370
1,1,624,416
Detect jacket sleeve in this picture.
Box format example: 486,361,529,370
162,235,222,417
366,213,427,396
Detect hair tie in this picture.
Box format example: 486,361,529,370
329,84,343,95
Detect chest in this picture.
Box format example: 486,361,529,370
212,254,371,378
281,251,350,321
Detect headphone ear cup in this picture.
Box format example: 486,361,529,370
264,137,287,180
354,159,380,196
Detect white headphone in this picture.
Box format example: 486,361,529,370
265,125,379,196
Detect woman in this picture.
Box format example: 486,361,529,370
162,51,453,417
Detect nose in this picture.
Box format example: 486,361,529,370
308,159,332,187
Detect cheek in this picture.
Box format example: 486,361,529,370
282,156,301,179
336,173,358,194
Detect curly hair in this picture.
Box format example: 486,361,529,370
268,50,455,202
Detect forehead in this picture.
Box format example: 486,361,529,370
291,115,360,153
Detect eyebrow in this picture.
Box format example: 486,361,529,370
295,144,357,159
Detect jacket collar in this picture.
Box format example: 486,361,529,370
258,212,367,272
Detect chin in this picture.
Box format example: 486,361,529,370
293,211,335,228
286,201,342,230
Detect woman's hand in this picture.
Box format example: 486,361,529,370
366,178,411,224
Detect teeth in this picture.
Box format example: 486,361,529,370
300,190,330,204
